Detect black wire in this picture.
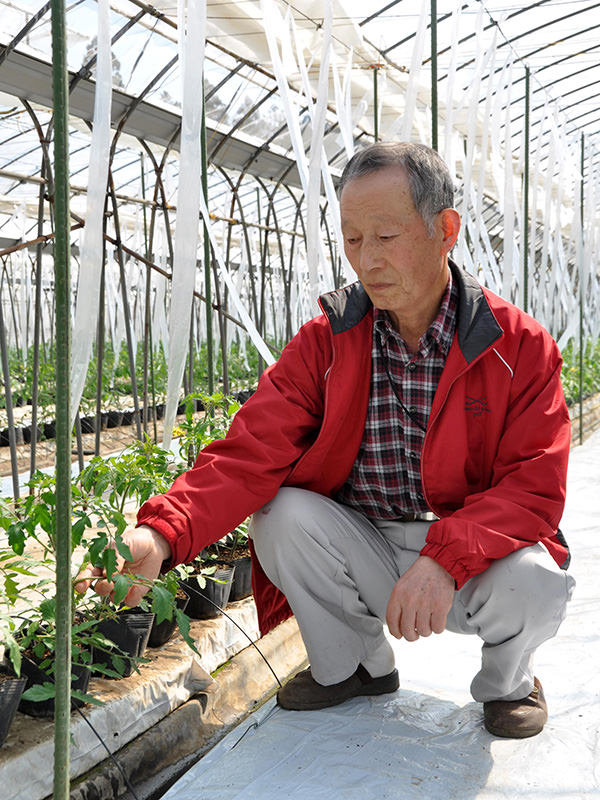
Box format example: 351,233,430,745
182,581,283,689
376,331,427,433
74,703,141,800
67,584,281,794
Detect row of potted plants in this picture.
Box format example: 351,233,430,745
0,392,252,747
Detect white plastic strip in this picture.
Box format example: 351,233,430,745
198,190,275,366
303,0,331,311
69,0,112,426
162,0,206,448
400,1,429,141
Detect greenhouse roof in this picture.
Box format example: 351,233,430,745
1,0,600,240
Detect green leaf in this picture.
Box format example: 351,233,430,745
88,533,108,566
71,689,104,706
72,516,90,547
7,522,25,555
175,608,200,656
102,548,117,581
21,682,56,702
150,584,173,625
112,573,131,606
114,535,133,564
40,597,57,622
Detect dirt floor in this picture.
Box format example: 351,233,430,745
0,414,179,481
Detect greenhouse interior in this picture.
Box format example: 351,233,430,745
0,0,599,797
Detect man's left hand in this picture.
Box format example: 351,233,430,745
386,555,454,641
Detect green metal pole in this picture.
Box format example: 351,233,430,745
373,66,379,142
51,0,72,794
431,0,438,151
523,66,530,314
201,84,214,396
579,132,584,446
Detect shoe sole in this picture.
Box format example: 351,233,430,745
277,669,400,711
484,721,545,739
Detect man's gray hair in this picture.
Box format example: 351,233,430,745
339,142,455,236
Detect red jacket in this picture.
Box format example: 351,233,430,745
138,262,571,635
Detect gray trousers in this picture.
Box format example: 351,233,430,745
250,488,575,703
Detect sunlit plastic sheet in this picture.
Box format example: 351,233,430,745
163,429,600,800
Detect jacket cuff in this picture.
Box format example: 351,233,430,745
135,514,180,572
419,541,472,590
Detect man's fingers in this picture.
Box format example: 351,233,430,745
415,610,433,638
400,609,420,642
430,608,448,635
74,566,103,594
124,582,150,608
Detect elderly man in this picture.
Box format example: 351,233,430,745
80,142,575,739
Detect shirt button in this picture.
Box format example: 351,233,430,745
408,451,416,460
409,406,417,414
417,492,424,501
407,363,417,372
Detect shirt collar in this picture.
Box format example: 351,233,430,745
373,270,457,357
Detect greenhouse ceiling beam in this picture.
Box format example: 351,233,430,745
0,48,308,189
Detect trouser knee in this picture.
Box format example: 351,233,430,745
459,543,574,642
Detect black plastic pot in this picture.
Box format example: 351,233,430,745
0,671,27,746
79,415,96,434
22,424,42,444
16,655,91,717
155,403,165,420
94,612,154,678
43,420,56,440
0,428,9,447
219,557,252,601
182,565,235,619
106,410,124,428
131,593,190,648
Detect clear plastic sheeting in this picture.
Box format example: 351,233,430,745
164,430,600,800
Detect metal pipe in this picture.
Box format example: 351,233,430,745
373,66,379,142
50,0,72,793
0,289,20,498
201,86,214,396
579,132,584,446
523,66,530,314
108,175,143,440
29,161,46,480
430,0,438,151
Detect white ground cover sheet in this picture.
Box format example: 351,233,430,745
164,429,600,800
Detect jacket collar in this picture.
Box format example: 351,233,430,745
318,259,503,364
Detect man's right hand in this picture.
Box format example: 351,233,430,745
75,524,172,607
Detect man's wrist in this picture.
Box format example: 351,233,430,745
138,524,172,562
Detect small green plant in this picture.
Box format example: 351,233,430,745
78,435,184,514
174,391,240,467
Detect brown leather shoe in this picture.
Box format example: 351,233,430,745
277,664,399,711
483,677,548,738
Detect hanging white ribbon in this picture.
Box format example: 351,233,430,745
400,1,429,141
303,0,332,310
69,0,112,426
162,0,206,448
261,0,332,309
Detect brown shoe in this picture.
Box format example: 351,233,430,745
277,664,399,711
483,677,548,738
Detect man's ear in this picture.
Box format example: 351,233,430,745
439,208,461,252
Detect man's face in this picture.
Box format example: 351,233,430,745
340,166,457,331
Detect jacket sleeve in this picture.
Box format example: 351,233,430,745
420,327,571,588
136,317,331,565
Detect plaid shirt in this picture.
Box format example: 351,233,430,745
336,274,458,520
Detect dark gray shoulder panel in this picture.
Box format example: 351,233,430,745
450,260,503,363
319,282,372,335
